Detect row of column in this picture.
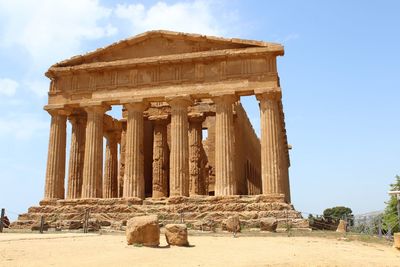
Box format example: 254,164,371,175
44,91,290,201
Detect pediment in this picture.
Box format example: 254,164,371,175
54,30,282,68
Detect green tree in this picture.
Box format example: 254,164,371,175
382,175,400,233
323,206,353,221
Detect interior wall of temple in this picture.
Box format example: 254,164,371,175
202,116,215,194
233,102,262,195
201,102,261,195
144,119,154,197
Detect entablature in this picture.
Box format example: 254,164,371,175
46,48,280,107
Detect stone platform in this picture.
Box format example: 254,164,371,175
11,194,308,231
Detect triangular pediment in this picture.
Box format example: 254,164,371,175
54,30,282,67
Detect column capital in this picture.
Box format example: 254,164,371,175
124,101,149,112
255,88,282,101
82,104,110,114
104,129,120,142
148,114,170,124
167,95,193,108
46,108,72,117
68,112,86,123
211,94,238,105
188,112,205,123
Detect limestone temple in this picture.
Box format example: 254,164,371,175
13,31,308,230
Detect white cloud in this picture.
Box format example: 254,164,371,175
0,0,117,63
0,78,18,96
0,0,117,97
0,114,48,140
0,0,232,97
115,1,222,36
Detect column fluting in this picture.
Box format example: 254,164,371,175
81,105,108,198
66,113,86,199
150,116,169,198
213,95,237,196
103,131,119,198
168,97,192,196
118,121,126,197
123,102,147,199
189,114,205,195
44,109,67,200
257,91,283,195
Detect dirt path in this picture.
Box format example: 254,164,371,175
0,233,399,266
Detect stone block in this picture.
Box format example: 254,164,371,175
336,220,347,233
223,214,241,233
165,224,189,246
126,215,160,246
260,217,278,232
110,221,124,231
291,219,310,229
393,233,400,249
31,222,49,231
99,220,111,227
87,219,101,232
193,219,216,231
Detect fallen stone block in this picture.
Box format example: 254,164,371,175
31,222,49,232
165,224,189,246
260,217,278,232
336,220,347,233
393,233,400,249
126,215,160,247
223,215,241,233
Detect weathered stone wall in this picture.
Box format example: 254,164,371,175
12,195,308,231
202,116,215,194
234,102,262,195
202,102,261,195
144,119,154,197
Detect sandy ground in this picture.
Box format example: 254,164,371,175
0,232,399,267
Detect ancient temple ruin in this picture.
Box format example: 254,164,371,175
14,31,307,230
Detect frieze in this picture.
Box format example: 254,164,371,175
53,57,277,94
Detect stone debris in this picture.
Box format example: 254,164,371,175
393,233,400,249
31,222,49,231
336,220,347,233
165,224,189,246
223,215,241,234
87,219,101,232
260,217,278,232
126,215,160,246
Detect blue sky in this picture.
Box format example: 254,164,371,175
0,0,399,220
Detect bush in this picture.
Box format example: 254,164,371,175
382,175,400,233
323,206,353,222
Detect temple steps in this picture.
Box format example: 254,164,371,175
11,195,309,230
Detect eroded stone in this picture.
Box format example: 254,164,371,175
260,217,277,232
165,224,189,246
126,215,160,246
223,215,241,233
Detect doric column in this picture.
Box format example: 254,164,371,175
103,130,119,198
118,120,126,197
81,105,108,198
189,114,205,195
278,103,291,203
150,115,169,198
66,113,86,199
44,109,68,200
123,102,148,199
168,97,192,196
257,90,284,195
213,94,237,196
